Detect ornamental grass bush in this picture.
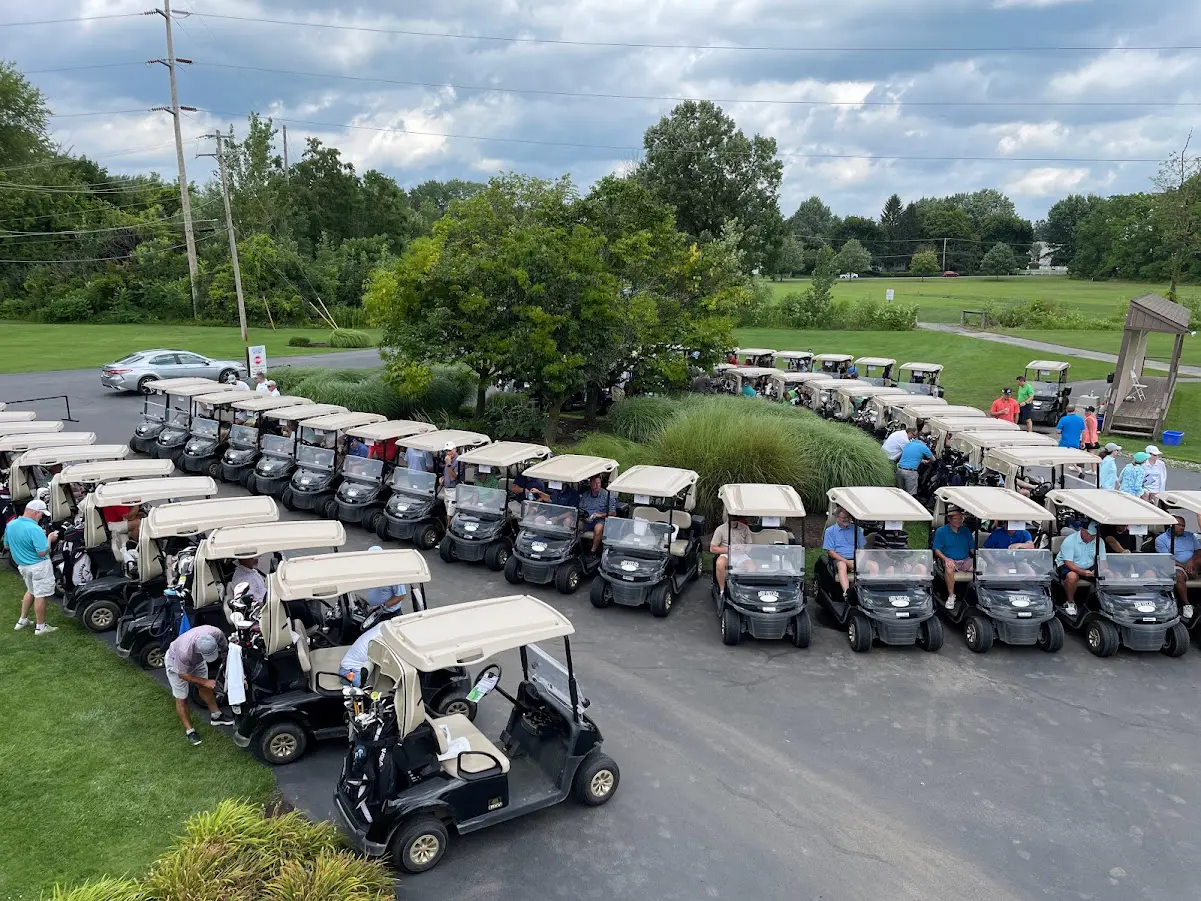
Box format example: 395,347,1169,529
565,433,652,469
270,366,472,420
286,335,312,347
328,328,372,348
606,396,689,443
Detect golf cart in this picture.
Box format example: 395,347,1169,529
830,384,906,425
146,383,238,463
176,390,264,477
894,405,984,435
899,362,945,398
854,357,897,387
770,372,830,406
925,416,1020,460
127,378,215,454
1155,490,1201,636
980,446,1101,499
47,459,175,526
1045,489,1186,656
0,420,64,439
62,476,220,629
814,353,854,378
374,430,491,548
931,486,1062,652
814,487,942,652
333,595,619,872
1023,361,1072,426
807,378,876,418
0,432,96,473
6,444,129,512
217,394,312,485
735,348,776,367
0,410,36,423
774,350,814,373
439,442,553,570
710,483,809,647
869,395,948,438
589,465,704,617
504,455,620,594
281,412,387,514
249,403,349,497
231,549,473,765
333,420,439,529
942,431,1055,487
729,367,784,398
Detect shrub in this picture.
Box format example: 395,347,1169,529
984,297,1119,330
44,878,149,901
273,365,472,419
781,289,833,329
41,293,92,323
484,392,548,440
607,396,686,443
565,433,652,469
329,328,372,348
287,335,312,347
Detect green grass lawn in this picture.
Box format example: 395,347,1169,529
0,572,273,899
1005,329,1201,369
0,322,381,374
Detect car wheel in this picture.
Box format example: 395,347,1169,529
390,816,449,874
1085,619,1119,657
137,376,156,394
589,577,611,609
82,600,121,633
848,612,873,652
790,609,812,648
963,613,993,653
720,606,741,646
1037,617,1065,653
649,582,673,617
918,616,944,652
484,542,510,572
503,555,523,585
137,642,165,670
218,369,237,384
280,487,296,511
555,560,584,595
417,523,441,550
572,753,621,807
256,721,308,766
1162,622,1190,657
436,694,477,721
205,460,222,481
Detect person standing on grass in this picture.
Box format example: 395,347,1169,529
1056,405,1085,449
1083,407,1099,450
165,625,232,746
1098,442,1121,490
1118,451,1149,497
1015,375,1035,432
882,426,916,463
5,499,58,635
989,387,1020,423
1143,445,1168,501
896,435,933,495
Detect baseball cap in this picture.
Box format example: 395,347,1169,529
1086,522,1098,535
1104,442,1122,453
443,441,456,452
1146,445,1161,456
196,633,221,662
25,499,49,514
369,545,383,552
1134,452,1149,463
266,379,277,387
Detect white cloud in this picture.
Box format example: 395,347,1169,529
1049,51,1197,96
993,121,1069,155
1005,167,1090,195
992,0,1090,8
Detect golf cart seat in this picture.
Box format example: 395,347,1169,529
633,506,692,556
751,529,789,545
429,713,511,777
1049,535,1095,589
291,620,350,694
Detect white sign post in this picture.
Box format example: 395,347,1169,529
885,289,895,303
247,345,268,377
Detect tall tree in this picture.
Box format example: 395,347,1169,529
787,195,836,241
1037,193,1102,267
1151,139,1201,300
835,238,872,275
0,59,50,165
909,250,940,281
980,242,1017,279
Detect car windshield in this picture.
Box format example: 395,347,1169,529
977,548,1053,582
455,484,507,514
521,502,578,534
296,445,335,470
190,417,219,438
342,456,384,481
260,434,292,458
299,425,337,450
855,549,934,581
1100,553,1175,586
728,543,805,576
605,517,673,552
229,424,258,447
390,468,436,495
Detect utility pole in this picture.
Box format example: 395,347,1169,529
152,0,200,319
942,236,948,273
202,133,248,344
282,124,289,178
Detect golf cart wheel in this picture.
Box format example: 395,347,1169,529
1085,619,1119,657
590,577,612,609
503,555,523,585
963,613,994,653
375,516,390,541
205,460,221,481
256,721,308,765
918,616,944,652
648,583,673,617
573,753,621,807
82,600,121,633
391,816,449,874
137,643,166,670
243,471,259,493
790,609,812,649
438,536,455,563
417,524,441,551
435,693,477,721
280,487,296,511
128,438,140,454
366,508,386,535
555,560,584,595
720,606,741,646
1037,617,1065,653
1162,622,1190,657
484,542,510,572
320,497,339,520
848,613,873,652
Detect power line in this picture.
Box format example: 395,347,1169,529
25,62,145,75
0,233,218,264
0,191,190,227
48,109,154,118
0,140,189,174
0,179,173,195
0,13,145,27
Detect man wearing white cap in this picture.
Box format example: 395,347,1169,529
165,624,232,746
266,379,280,397
5,499,59,635
1143,445,1168,501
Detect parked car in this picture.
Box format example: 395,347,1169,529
838,272,859,280
100,350,248,393
942,271,960,278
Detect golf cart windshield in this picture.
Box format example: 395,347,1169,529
191,417,219,439
977,548,1053,583
390,468,436,496
521,502,578,535
901,382,937,395
855,549,933,581
297,445,335,470
526,643,575,710
300,425,336,449
260,434,293,459
1030,380,1059,395
167,408,189,426
342,456,384,482
730,544,805,576
229,424,258,448
455,484,507,514
605,517,673,552
143,398,167,422
1100,553,1175,586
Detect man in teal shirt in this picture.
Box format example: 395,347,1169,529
1056,522,1106,616
3,499,59,635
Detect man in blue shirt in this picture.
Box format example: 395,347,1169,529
1155,517,1201,605
933,510,975,609
1055,523,1105,615
578,475,616,553
896,437,934,495
982,525,1034,549
1055,405,1086,449
3,499,59,635
1098,442,1121,490
823,507,865,596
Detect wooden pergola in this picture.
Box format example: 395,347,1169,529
1103,294,1192,439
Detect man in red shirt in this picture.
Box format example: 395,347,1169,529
989,387,1020,423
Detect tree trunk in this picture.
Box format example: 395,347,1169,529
476,377,488,418
545,398,564,445
584,385,600,426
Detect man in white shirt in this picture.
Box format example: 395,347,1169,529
1143,445,1168,500
230,556,267,606
254,373,270,393
882,426,916,463
711,516,753,592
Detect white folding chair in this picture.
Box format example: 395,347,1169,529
1128,368,1147,402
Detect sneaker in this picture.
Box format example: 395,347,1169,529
1063,603,1078,618
34,625,58,635
944,595,956,610
210,713,234,727
186,730,202,747
14,618,30,630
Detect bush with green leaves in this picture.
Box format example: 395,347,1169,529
271,365,472,419
984,297,1119,330
563,433,652,469
484,392,548,440
329,328,372,348
286,335,312,347
606,395,689,443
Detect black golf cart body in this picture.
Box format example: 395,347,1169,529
710,483,809,646
440,441,553,571
1023,360,1072,426
899,362,945,398
868,395,948,438
979,446,1101,498
127,378,214,454
774,350,813,373
814,486,941,652
176,389,264,477
1156,490,1201,635
333,420,438,529
830,384,906,426
334,594,619,873
813,353,853,378
1046,488,1186,656
216,394,312,485
943,431,1055,487
931,486,1061,652
504,454,620,594
375,429,491,548
230,549,471,765
249,403,349,497
590,465,703,617
145,382,238,463
282,411,387,515
853,356,897,387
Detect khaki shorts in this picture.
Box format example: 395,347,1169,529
19,560,56,598
165,654,208,700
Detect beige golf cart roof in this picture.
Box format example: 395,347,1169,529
193,389,261,406
301,412,387,432
771,371,828,386
854,356,897,367
934,486,1055,522
203,520,346,559
609,465,699,498
0,432,95,452
0,420,63,436
735,347,775,357
718,483,805,517
347,420,438,442
272,549,432,601
522,454,620,483
232,394,312,413
833,384,905,399
91,476,216,507
379,595,575,672
14,444,128,468
900,362,944,373
403,429,491,452
927,417,1019,439
57,459,175,484
1026,360,1071,373
141,377,215,392
949,430,1054,452
818,378,875,393
984,446,1101,471
827,486,933,522
145,495,278,539
1046,488,1176,526
1158,491,1201,516
0,411,37,422
458,441,552,468
889,396,948,409
774,350,813,361
147,381,235,399
261,403,349,422
732,366,784,380
801,377,843,391
814,353,853,363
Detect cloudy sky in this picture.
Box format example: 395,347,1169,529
6,0,1201,222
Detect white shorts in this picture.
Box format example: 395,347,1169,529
165,654,208,700
18,560,56,598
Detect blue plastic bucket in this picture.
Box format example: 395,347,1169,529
1163,430,1184,446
